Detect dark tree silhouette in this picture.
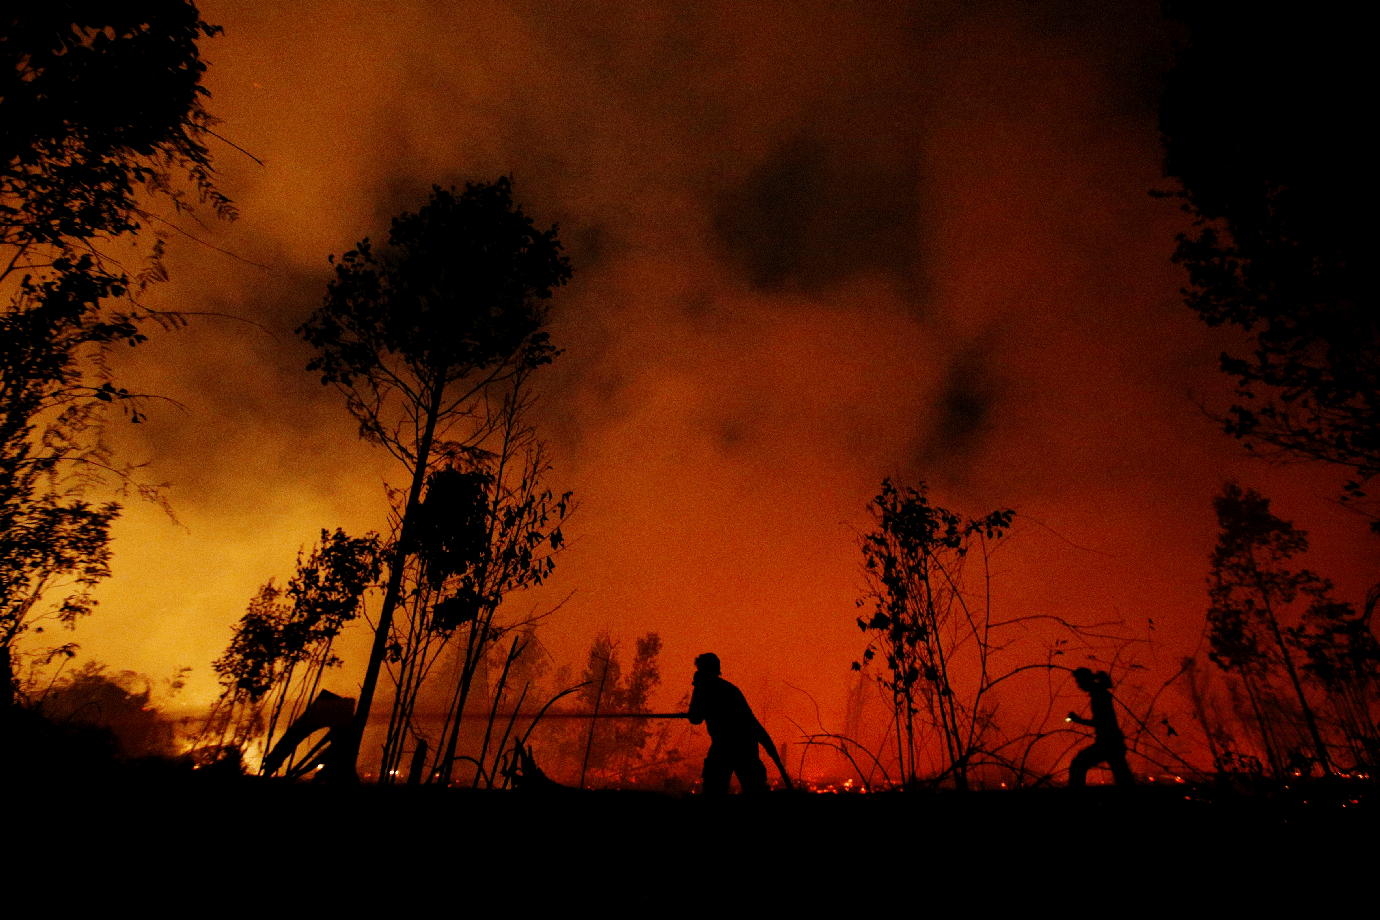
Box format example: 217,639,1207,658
1207,483,1334,775
215,529,382,702
375,467,490,781
1159,6,1376,523
39,662,179,761
376,396,572,788
560,632,667,786
297,178,571,778
855,480,1013,790
1,3,229,704
205,529,381,770
1292,592,1380,772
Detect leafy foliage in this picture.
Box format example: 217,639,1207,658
1206,483,1337,774
573,632,666,784
204,530,380,767
0,487,117,642
213,529,382,702
855,479,1013,789
388,394,573,786
298,177,572,778
1159,6,1376,521
0,3,230,690
39,661,179,760
412,467,490,595
375,444,568,783
2,3,231,249
1291,592,1380,771
1293,598,1380,698
297,177,570,463
1209,487,1303,667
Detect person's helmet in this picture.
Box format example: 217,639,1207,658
695,653,721,676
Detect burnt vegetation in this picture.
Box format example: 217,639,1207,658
0,2,1373,854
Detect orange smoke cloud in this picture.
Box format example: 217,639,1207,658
52,0,1377,782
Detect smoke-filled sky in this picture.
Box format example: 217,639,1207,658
58,0,1376,765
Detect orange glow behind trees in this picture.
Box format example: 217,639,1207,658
13,1,1372,790
1,2,230,706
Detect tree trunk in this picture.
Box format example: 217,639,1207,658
0,643,12,710
1254,570,1333,775
328,377,446,781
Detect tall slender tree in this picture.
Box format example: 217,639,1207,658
1206,482,1333,775
297,178,570,778
427,368,571,786
854,480,1013,790
1292,592,1380,771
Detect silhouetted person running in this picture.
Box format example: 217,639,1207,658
688,653,793,794
1067,668,1135,788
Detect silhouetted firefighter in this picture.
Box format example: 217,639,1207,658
688,653,793,793
1067,668,1134,788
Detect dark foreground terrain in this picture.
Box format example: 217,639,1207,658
9,771,1370,910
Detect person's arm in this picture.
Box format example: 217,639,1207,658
687,679,704,726
1067,711,1092,726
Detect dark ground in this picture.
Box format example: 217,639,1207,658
8,770,1370,911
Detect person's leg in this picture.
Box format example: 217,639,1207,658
1108,745,1136,787
703,745,732,794
1069,744,1097,788
736,751,769,793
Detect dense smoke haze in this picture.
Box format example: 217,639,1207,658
50,0,1376,776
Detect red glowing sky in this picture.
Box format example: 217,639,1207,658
51,1,1377,763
